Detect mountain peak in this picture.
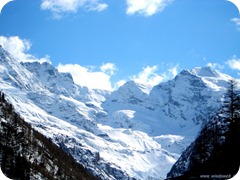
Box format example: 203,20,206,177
1,48,238,180
190,67,233,91
121,80,152,95
191,66,220,78
0,45,11,61
0,47,42,90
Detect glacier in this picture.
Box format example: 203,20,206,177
0,46,235,179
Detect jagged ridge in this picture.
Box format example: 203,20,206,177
0,46,238,179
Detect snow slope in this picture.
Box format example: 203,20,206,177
0,46,235,179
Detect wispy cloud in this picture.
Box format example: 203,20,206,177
87,2,108,12
57,64,179,91
131,66,163,85
57,63,116,91
100,63,118,75
41,0,108,18
125,0,174,16
206,62,224,70
0,36,179,91
226,55,240,71
129,65,178,87
0,36,51,64
40,0,174,18
231,18,240,31
168,65,178,77
115,80,127,88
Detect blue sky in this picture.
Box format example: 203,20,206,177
0,0,240,90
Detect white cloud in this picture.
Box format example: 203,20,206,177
0,37,180,91
206,62,224,70
0,36,31,61
100,63,118,75
0,36,51,64
57,64,179,91
115,80,127,88
226,56,240,71
41,0,108,18
57,63,115,91
131,66,163,85
168,65,178,77
87,2,108,12
130,65,178,86
231,18,240,31
125,0,173,16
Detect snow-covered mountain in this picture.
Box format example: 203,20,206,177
0,46,235,179
167,87,240,179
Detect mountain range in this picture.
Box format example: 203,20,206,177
0,46,238,179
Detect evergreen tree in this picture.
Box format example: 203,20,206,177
0,91,97,180
223,79,240,176
222,79,240,122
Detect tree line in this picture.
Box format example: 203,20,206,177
167,79,240,179
0,91,98,180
